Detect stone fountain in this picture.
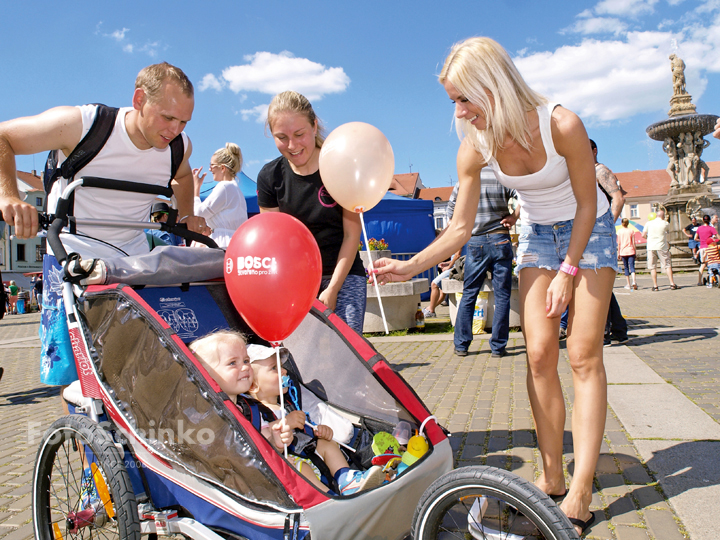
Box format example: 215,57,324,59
646,53,719,243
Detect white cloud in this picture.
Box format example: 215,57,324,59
201,51,350,103
110,28,129,41
566,17,628,35
514,1,720,123
199,74,223,92
97,24,163,57
240,104,270,124
594,0,659,17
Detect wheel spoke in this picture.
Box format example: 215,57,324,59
34,417,138,540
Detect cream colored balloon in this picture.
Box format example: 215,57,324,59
319,122,395,212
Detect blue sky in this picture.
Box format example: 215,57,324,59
4,0,720,189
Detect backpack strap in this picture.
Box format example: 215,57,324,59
169,135,185,184
236,396,262,431
43,104,119,193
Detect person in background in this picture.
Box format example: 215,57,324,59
33,276,43,310
590,140,627,346
425,184,463,319
683,216,701,264
257,91,365,334
8,281,18,315
695,214,719,285
449,171,518,358
192,142,248,249
616,218,637,290
146,202,185,247
643,209,679,291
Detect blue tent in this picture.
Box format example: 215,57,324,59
203,177,435,256
362,193,435,255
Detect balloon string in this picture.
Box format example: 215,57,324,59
360,212,389,334
276,347,288,459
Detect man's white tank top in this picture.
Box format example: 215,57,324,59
47,105,188,258
483,103,609,225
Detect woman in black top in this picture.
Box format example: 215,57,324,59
256,91,366,334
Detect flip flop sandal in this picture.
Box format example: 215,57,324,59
569,512,596,535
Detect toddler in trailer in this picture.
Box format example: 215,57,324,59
247,343,384,495
188,331,294,456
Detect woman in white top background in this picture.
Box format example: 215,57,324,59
192,142,248,248
374,37,617,534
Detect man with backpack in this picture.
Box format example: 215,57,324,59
0,62,209,388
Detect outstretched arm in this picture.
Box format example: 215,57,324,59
0,106,83,238
374,138,483,283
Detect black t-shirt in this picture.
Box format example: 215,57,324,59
685,223,699,237
256,157,364,278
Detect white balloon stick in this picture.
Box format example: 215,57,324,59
276,347,288,459
360,212,389,334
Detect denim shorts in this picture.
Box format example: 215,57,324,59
516,209,619,274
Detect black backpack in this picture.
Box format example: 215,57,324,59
43,104,185,196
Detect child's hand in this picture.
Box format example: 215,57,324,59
272,420,295,447
314,424,334,441
285,410,306,431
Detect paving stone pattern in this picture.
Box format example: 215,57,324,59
1,272,716,539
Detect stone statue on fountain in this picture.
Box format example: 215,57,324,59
646,53,719,244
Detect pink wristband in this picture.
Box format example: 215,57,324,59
559,262,578,276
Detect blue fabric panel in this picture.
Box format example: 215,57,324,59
135,286,230,343
363,194,436,254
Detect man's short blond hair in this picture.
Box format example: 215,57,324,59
135,62,194,103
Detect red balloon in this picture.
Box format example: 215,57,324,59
224,213,322,345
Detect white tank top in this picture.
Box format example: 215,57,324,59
47,105,189,258
483,103,609,225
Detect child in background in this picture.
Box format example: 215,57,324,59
247,343,383,495
705,238,720,287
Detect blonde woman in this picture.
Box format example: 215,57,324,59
374,37,616,534
256,91,365,334
192,142,248,248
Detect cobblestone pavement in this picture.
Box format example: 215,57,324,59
0,271,717,539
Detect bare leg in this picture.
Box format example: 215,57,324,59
560,267,614,531
519,268,566,496
631,272,636,287
295,460,330,492
427,283,445,314
316,439,350,476
666,267,676,287
650,268,658,288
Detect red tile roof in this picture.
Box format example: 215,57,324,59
417,186,453,202
389,173,421,197
17,170,43,192
615,160,720,199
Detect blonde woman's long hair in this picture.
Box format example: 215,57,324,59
266,91,326,149
439,37,547,158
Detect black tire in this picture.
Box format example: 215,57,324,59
33,414,140,540
412,466,579,540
